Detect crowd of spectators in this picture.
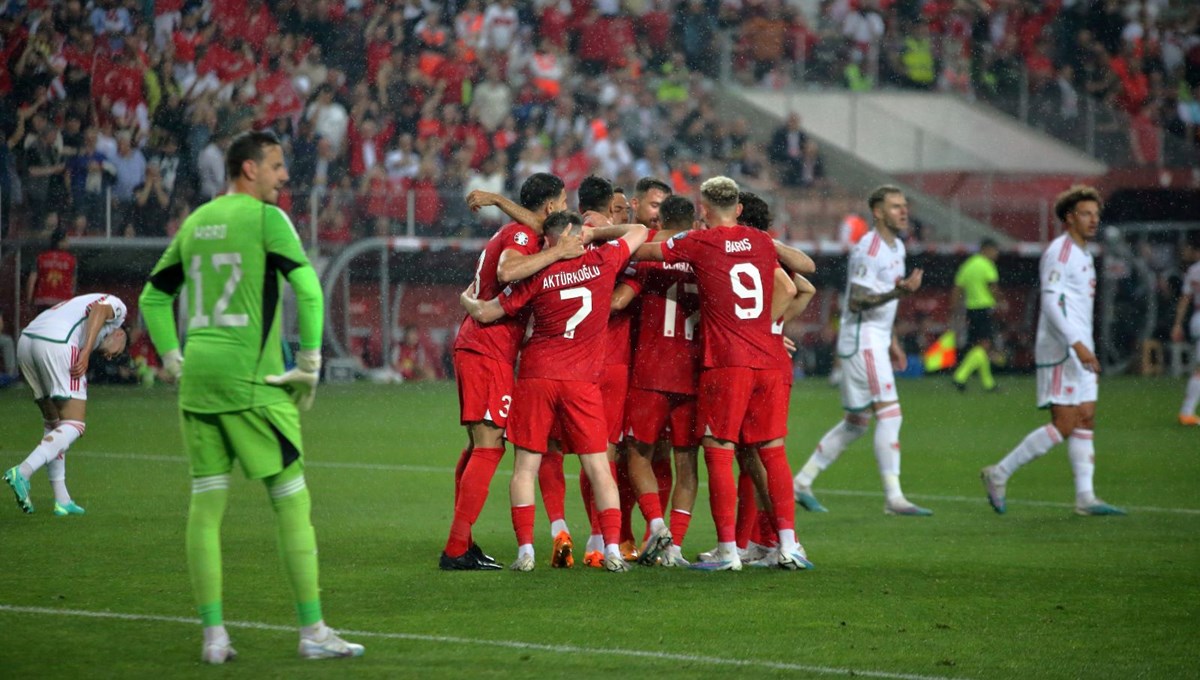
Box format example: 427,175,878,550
726,0,1199,167
0,0,839,247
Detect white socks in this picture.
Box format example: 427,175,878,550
1068,429,1096,505
794,414,869,488
20,420,85,480
549,519,569,538
649,517,666,534
47,458,72,504
997,425,1063,480
874,406,904,501
1182,374,1200,416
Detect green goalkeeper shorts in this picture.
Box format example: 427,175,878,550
181,402,305,479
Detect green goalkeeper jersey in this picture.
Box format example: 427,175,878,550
140,193,324,414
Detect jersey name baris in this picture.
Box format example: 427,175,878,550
838,232,906,355
725,237,753,253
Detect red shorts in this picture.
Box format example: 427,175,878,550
626,387,699,449
600,363,630,445
697,367,790,445
506,378,607,455
454,350,514,427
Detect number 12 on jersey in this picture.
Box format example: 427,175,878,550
189,253,249,329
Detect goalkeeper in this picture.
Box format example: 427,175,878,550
140,131,362,664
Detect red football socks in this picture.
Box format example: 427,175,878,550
704,446,737,543
511,504,536,547
538,452,566,523
758,445,796,532
444,447,503,556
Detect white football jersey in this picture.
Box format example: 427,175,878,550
837,230,906,356
1035,233,1095,364
1183,261,1200,338
22,293,128,350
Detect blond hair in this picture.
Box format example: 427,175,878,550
699,176,740,209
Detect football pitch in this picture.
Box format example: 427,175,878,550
1,377,1197,679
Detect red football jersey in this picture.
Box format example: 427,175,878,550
500,240,632,382
659,225,787,370
628,261,702,395
33,250,77,307
603,282,635,366
453,222,541,364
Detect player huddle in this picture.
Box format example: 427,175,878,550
446,170,814,573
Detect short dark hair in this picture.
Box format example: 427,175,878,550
50,227,68,249
225,131,281,181
659,195,695,229
868,185,903,213
543,210,584,238
737,191,771,231
519,172,565,210
1053,185,1103,222
980,237,999,251
578,175,614,213
635,176,672,197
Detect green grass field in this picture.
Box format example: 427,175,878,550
1,377,1197,679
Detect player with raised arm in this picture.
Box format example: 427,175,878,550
4,294,128,516
981,186,1126,516
635,176,812,571
613,195,702,566
461,211,650,572
792,185,932,517
441,175,580,571
139,131,363,664
1170,236,1200,426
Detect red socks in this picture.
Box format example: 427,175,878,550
652,455,673,511
735,469,757,550
617,458,636,544
599,508,622,547
704,446,737,543
669,509,692,546
511,504,535,547
758,445,796,533
444,447,504,556
637,492,663,524
538,452,566,524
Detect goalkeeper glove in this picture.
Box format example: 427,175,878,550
162,349,184,380
265,349,322,411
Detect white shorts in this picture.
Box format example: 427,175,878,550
1036,355,1098,408
17,335,87,402
841,346,898,411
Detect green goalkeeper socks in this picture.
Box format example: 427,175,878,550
267,463,324,627
187,475,230,627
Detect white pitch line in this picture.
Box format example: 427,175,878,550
6,449,1199,517
0,604,969,680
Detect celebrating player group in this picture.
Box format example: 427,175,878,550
447,169,819,573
